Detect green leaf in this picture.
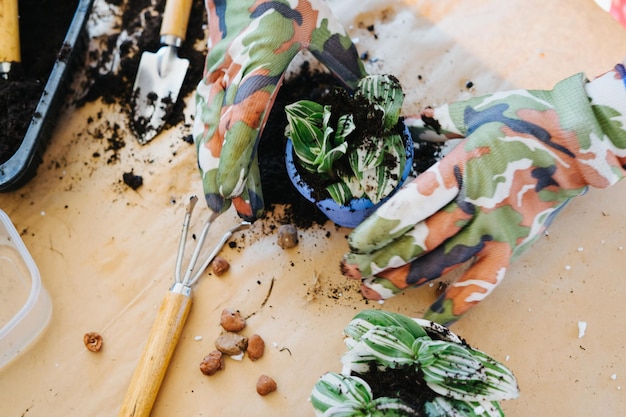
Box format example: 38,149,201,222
310,372,418,417
336,113,357,144
327,172,368,205
285,99,324,123
310,373,373,415
414,339,519,402
345,310,429,342
314,126,348,174
349,133,406,204
369,397,420,416
287,120,325,173
356,74,404,129
424,397,505,417
286,101,353,178
326,181,357,205
376,134,407,202
342,324,418,374
340,342,379,374
350,136,385,173
353,326,416,369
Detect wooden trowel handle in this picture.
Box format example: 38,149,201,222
161,0,193,42
0,0,21,62
117,289,192,417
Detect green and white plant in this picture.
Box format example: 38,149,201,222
284,74,408,205
310,310,519,417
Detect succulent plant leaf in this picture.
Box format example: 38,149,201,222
311,372,373,415
356,74,404,129
285,74,407,205
346,310,429,342
286,100,350,176
414,339,519,402
312,311,519,416
424,397,505,417
353,326,416,369
327,178,362,205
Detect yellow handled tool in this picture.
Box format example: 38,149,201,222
117,197,250,417
0,0,21,78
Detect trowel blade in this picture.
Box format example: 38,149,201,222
130,46,189,144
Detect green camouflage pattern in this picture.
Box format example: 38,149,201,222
342,66,626,325
193,0,366,221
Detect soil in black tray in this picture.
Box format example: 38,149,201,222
0,0,79,164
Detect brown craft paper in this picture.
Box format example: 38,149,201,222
2,0,626,415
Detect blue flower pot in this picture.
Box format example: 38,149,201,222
285,128,413,228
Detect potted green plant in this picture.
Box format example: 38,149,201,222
284,74,413,228
310,310,519,416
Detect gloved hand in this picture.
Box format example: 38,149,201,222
342,64,626,325
193,0,366,221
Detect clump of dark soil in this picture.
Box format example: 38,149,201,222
0,0,79,164
1,0,441,232
353,363,437,415
122,170,143,190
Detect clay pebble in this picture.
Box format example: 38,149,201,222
256,375,277,396
215,332,248,356
247,334,265,361
199,350,225,376
220,308,246,332
277,224,299,249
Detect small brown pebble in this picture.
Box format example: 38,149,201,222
199,350,225,376
220,308,246,332
247,334,265,361
84,332,103,352
215,332,248,356
277,224,298,249
211,256,230,276
256,374,277,396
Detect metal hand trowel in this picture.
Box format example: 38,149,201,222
130,0,193,144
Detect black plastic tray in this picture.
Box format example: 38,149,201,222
0,0,94,191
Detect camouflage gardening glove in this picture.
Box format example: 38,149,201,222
342,64,626,326
193,0,366,221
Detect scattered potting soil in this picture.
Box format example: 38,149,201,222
2,0,441,231
0,0,79,164
75,0,207,129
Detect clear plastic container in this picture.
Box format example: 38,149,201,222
0,209,52,369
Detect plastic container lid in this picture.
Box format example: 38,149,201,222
0,209,52,369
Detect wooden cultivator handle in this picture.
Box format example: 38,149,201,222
117,287,192,417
